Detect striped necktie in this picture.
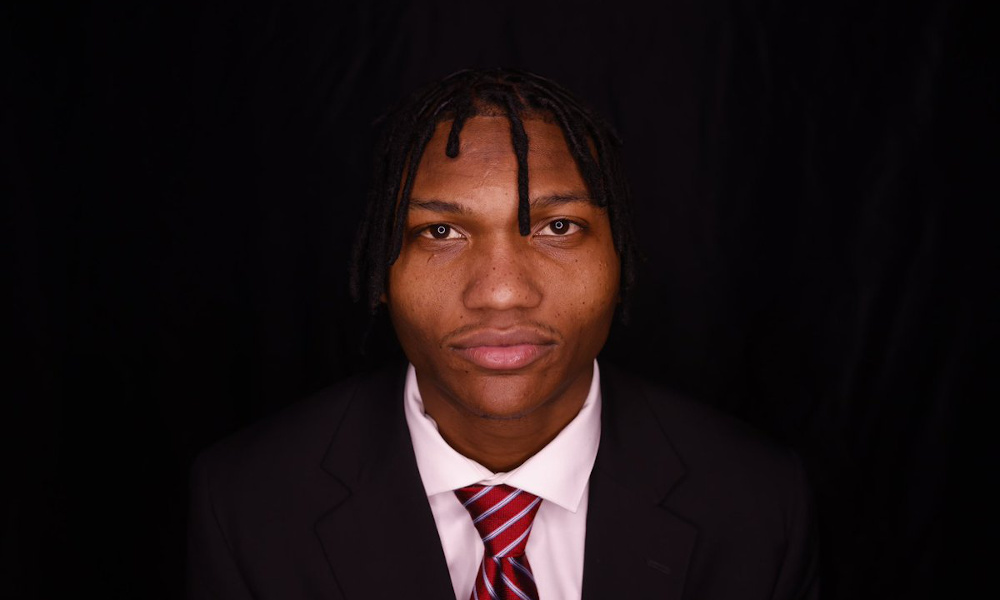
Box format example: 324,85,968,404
455,484,543,600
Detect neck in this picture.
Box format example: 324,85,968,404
417,369,592,473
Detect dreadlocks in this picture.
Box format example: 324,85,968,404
349,68,638,320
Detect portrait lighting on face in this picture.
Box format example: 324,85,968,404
349,68,638,470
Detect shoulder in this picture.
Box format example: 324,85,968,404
596,365,819,595
599,362,818,595
190,363,405,504
600,362,808,513
602,363,788,450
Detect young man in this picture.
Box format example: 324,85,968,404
187,69,818,600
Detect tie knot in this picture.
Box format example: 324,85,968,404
454,484,542,558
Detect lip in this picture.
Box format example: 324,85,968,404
449,328,557,371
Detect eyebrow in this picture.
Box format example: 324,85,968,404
409,198,468,215
409,193,593,215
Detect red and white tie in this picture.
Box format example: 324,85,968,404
454,484,543,600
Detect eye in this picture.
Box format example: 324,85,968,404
419,223,463,240
537,218,581,236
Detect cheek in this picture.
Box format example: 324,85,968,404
561,251,620,310
393,263,461,306
387,260,464,341
546,258,619,354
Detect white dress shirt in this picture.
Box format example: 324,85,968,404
403,360,603,600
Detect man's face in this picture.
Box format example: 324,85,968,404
386,115,620,422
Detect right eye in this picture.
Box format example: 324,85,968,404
419,224,463,240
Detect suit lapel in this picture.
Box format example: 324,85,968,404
582,366,698,600
314,364,454,600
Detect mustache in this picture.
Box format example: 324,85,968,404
442,321,563,346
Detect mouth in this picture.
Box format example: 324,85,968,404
448,328,557,371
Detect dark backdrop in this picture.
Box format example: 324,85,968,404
5,0,995,598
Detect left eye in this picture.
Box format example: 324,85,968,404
420,224,463,240
539,219,580,236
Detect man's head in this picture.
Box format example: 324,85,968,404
350,68,636,433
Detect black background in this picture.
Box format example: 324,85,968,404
5,0,996,598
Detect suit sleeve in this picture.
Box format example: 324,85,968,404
186,453,254,600
771,450,820,600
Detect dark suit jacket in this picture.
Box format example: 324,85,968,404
187,362,818,599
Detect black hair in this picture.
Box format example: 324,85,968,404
349,67,637,320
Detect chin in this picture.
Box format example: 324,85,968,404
443,367,569,420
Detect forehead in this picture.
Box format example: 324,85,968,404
409,116,588,204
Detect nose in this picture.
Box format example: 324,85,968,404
462,235,543,312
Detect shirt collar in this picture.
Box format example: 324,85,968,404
403,360,602,513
